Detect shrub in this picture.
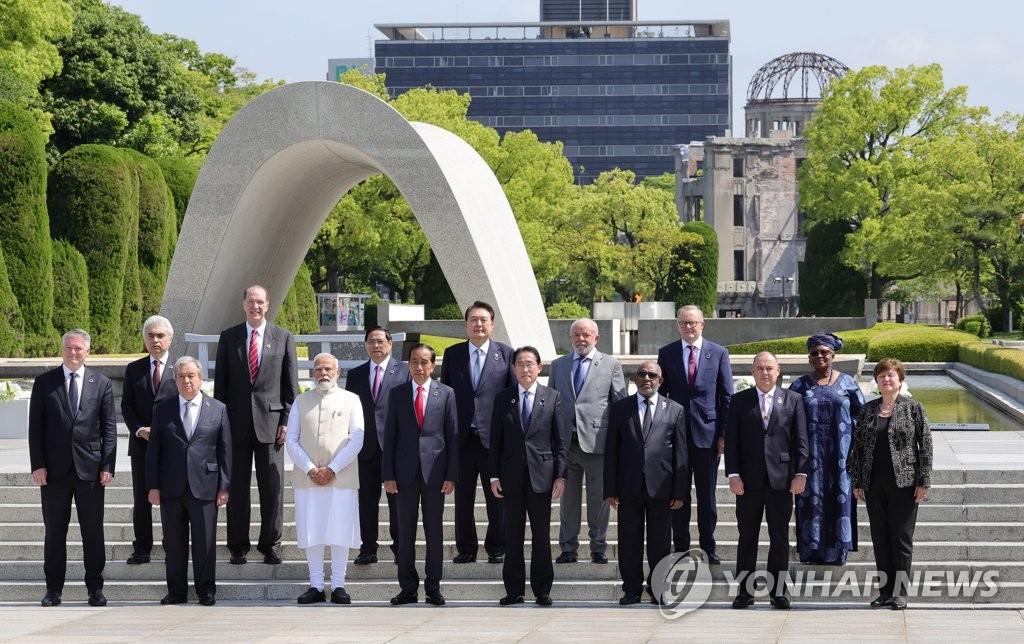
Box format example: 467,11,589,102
0,99,57,355
671,220,717,313
865,326,976,362
959,341,1024,382
954,313,991,338
429,302,464,320
123,149,177,319
51,240,90,337
276,263,318,334
546,300,590,320
155,157,198,229
799,219,867,316
0,244,25,356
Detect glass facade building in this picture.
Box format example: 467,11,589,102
373,20,731,183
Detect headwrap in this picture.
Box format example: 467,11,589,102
807,333,844,353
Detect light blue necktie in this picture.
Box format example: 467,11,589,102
472,348,483,389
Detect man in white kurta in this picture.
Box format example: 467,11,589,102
285,353,364,604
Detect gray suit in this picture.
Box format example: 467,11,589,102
549,350,626,556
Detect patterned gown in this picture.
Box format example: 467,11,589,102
790,372,865,564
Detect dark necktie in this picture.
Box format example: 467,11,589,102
687,345,697,386
415,385,425,428
573,357,588,397
68,372,79,416
152,359,161,393
521,390,532,432
372,364,383,402
642,398,652,442
248,329,259,383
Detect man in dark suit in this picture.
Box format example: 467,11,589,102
489,346,567,607
147,357,231,606
604,361,688,606
345,326,409,565
549,318,626,564
440,300,514,564
214,284,298,565
657,304,733,562
725,352,808,609
121,315,179,565
383,344,458,606
29,328,117,607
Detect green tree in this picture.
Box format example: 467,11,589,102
0,98,57,355
50,238,89,335
671,220,718,313
799,64,978,316
155,156,198,228
799,219,868,316
0,0,72,131
122,149,177,320
276,263,318,334
0,243,25,356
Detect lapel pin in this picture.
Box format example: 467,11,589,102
704,352,711,360
265,343,272,349
776,395,784,405
88,377,95,383
511,398,517,405
661,401,667,410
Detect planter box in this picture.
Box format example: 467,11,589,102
0,399,29,439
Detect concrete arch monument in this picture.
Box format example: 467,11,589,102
162,81,554,357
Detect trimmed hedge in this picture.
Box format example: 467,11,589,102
672,220,718,314
959,341,1024,382
954,313,991,338
0,99,57,355
48,144,134,353
0,244,25,356
546,301,590,320
155,157,197,230
123,149,177,320
276,263,318,334
51,239,90,335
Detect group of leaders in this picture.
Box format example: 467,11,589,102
27,287,932,610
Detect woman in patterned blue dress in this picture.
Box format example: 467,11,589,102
789,333,865,565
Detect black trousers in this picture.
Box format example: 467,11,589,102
357,450,399,558
866,463,918,597
227,427,283,554
502,473,554,597
672,439,719,554
41,474,105,592
396,472,445,594
454,433,504,557
161,487,219,598
618,488,672,597
734,478,792,598
130,448,153,555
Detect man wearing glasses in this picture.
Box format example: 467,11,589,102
346,326,410,565
656,305,733,563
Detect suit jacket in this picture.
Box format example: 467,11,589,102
548,351,627,454
604,395,688,501
724,387,809,491
488,384,568,494
440,339,515,449
850,396,932,490
382,380,459,487
121,355,178,456
345,358,410,461
28,365,117,481
214,322,298,443
657,338,733,449
147,394,232,501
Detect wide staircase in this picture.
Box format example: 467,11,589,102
0,467,1021,606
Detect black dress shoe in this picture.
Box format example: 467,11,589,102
732,594,753,609
487,553,504,564
160,594,187,605
390,590,418,605
770,595,791,609
452,553,476,564
229,551,247,565
198,594,216,606
40,591,61,607
262,547,282,565
890,596,908,610
590,552,608,564
87,590,107,607
297,587,326,604
425,591,446,606
870,594,893,608
353,553,377,565
619,592,641,605
555,551,578,564
535,594,553,606
706,553,722,565
126,553,151,565
331,587,351,605
499,594,525,606
646,587,663,605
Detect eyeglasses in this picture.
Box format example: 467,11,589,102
514,362,538,370
635,370,660,380
809,350,833,357
677,320,703,328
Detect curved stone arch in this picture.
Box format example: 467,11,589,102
162,81,554,358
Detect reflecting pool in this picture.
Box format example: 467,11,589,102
863,374,1017,431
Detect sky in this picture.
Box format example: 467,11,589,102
110,0,1023,133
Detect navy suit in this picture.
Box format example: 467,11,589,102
346,358,409,559
121,355,177,556
383,380,458,594
657,338,733,554
440,340,514,559
604,394,687,597
489,384,567,598
28,365,116,594
725,387,808,598
148,394,232,600
214,322,298,556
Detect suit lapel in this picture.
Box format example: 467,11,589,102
236,325,249,375
55,368,73,419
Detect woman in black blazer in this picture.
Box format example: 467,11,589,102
850,358,932,610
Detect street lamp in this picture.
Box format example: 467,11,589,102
773,275,795,317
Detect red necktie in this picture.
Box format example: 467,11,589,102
415,385,425,428
152,359,161,393
372,364,383,402
248,329,259,383
687,345,697,386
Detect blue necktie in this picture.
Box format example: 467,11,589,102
521,390,532,432
472,348,483,389
573,357,588,397
68,372,79,417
